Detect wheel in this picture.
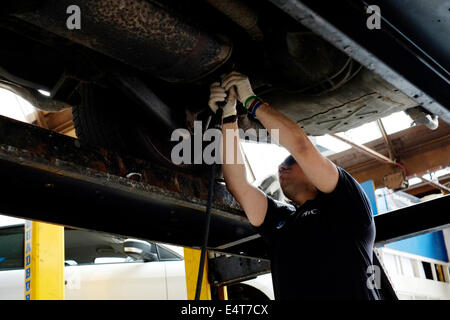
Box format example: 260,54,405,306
72,83,193,169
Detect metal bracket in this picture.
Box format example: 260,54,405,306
208,255,271,287
0,115,448,261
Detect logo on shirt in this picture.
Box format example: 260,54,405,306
275,208,320,230
300,208,320,218
276,220,286,229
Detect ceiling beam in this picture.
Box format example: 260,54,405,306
328,133,450,193
417,176,450,194
336,144,450,190
328,133,406,175
377,119,397,161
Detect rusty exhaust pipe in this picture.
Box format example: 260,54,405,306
206,0,263,41
15,0,232,83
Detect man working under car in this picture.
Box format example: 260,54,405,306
208,72,380,300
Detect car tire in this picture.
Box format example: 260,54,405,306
72,83,196,170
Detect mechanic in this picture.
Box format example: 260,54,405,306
208,71,380,300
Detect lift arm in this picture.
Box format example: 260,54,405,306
0,115,449,260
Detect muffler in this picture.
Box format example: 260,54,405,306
14,0,232,83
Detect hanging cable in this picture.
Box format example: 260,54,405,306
194,107,223,300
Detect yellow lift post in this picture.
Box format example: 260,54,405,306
184,248,211,300
184,248,228,300
24,220,65,300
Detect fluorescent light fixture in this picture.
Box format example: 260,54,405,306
38,89,51,97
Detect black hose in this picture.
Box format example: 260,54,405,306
194,108,223,300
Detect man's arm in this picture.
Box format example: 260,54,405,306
208,82,268,227
221,120,268,227
256,104,339,194
222,72,339,194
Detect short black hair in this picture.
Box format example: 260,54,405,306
281,155,296,166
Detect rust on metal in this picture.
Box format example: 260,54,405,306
15,0,232,82
0,115,244,219
206,0,263,41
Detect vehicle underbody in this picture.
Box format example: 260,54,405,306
0,0,448,165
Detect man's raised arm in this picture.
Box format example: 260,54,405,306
221,72,339,194
208,82,267,227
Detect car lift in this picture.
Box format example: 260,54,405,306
1,114,449,300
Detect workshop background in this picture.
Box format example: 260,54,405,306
0,89,448,300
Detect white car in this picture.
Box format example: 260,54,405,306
0,221,273,300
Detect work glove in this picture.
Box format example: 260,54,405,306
208,82,237,118
221,71,255,105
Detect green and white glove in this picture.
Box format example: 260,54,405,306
221,72,255,106
208,82,237,118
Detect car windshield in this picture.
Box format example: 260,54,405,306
0,225,24,270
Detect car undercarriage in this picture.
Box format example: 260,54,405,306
0,0,449,166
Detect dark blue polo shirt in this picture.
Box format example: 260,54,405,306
256,166,380,300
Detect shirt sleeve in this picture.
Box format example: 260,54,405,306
255,195,296,244
319,166,374,229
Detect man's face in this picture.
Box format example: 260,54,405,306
278,156,311,200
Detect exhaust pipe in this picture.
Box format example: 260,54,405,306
15,0,232,83
205,0,263,41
